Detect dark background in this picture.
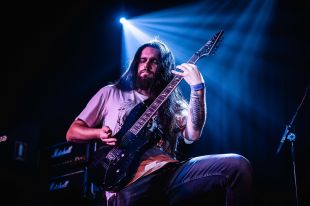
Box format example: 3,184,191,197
1,0,309,205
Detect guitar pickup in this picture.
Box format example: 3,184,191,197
106,148,123,162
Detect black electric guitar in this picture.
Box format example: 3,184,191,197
88,30,224,191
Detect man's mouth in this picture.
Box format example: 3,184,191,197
140,70,153,77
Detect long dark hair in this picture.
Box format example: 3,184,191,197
115,39,188,153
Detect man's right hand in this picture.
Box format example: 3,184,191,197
99,126,117,145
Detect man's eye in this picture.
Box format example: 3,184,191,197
139,58,158,65
139,58,146,63
152,60,159,65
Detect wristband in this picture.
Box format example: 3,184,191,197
190,83,205,91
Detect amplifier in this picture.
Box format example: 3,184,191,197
47,168,97,202
45,141,94,176
49,169,88,193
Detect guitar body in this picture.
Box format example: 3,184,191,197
88,101,160,191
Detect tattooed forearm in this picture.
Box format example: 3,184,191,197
189,90,206,130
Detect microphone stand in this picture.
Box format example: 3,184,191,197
276,85,309,206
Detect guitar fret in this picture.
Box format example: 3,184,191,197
135,123,142,129
133,125,140,131
157,96,165,101
135,120,144,128
142,116,148,122
146,111,153,116
129,128,137,134
140,116,147,122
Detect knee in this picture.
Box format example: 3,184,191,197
225,153,252,184
226,153,251,172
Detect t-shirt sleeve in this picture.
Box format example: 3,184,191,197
76,86,111,127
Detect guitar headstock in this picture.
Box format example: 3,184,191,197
192,30,224,63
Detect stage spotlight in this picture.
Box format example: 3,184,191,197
120,17,127,25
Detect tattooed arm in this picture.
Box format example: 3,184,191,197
172,63,206,141
185,89,206,141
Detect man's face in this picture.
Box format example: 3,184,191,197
137,47,160,80
136,47,160,89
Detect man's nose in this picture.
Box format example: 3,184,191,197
145,60,152,69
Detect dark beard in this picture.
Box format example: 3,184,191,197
136,75,156,91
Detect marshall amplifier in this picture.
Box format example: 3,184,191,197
46,141,95,176
47,168,98,203
48,169,91,195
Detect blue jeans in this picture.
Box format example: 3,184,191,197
107,153,252,206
